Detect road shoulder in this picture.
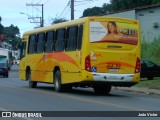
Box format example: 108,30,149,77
114,87,160,96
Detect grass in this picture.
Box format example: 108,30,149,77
141,38,160,65
135,78,160,89
139,38,160,90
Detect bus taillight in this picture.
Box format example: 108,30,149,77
135,58,140,73
85,55,91,72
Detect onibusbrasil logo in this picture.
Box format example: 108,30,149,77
2,112,42,118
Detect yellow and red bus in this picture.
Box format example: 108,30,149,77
19,16,140,95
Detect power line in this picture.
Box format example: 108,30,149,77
36,0,41,4
63,8,70,18
75,0,98,2
26,3,44,27
44,0,50,5
31,0,35,3
57,1,70,19
75,0,100,6
37,0,42,4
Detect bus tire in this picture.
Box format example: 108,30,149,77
27,70,37,88
93,84,111,95
54,70,63,92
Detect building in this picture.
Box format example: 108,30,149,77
0,41,12,50
106,4,160,42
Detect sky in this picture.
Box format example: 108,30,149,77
0,0,110,36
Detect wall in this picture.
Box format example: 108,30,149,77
107,10,136,20
106,6,160,42
136,7,160,42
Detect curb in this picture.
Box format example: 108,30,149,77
114,87,160,96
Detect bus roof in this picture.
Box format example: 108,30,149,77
22,16,139,36
23,17,87,36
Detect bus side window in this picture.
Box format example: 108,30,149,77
45,31,55,53
55,29,66,52
37,33,45,54
77,25,83,50
28,34,36,54
20,41,26,60
66,26,78,51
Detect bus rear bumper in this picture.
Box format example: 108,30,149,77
92,73,134,82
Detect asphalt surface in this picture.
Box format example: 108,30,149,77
0,65,159,120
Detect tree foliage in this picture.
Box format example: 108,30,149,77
110,0,155,11
0,21,21,50
83,7,105,17
83,0,160,17
4,24,21,50
51,18,67,24
0,24,4,34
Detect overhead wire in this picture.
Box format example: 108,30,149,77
26,0,101,26
43,0,50,5
57,1,70,19
62,7,70,18
37,0,42,4
75,0,100,6
31,0,35,3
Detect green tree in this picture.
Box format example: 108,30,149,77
4,24,21,50
110,0,156,12
51,18,67,24
83,0,160,17
0,24,4,34
102,3,113,13
152,0,160,4
83,7,105,17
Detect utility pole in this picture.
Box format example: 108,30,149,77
42,4,44,27
71,0,74,20
0,16,1,24
26,3,44,27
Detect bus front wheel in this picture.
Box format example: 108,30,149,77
27,70,37,88
93,84,111,95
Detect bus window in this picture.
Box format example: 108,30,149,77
45,31,55,53
20,41,26,60
28,34,36,54
66,26,78,51
77,25,83,50
55,29,66,52
37,33,45,53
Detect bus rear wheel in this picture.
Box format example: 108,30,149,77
93,84,111,95
54,70,63,92
27,70,37,88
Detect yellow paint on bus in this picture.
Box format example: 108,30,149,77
19,16,140,94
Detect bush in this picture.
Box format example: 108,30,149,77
141,37,160,64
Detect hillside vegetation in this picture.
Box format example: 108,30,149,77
141,38,160,64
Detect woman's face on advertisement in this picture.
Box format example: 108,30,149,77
108,23,115,33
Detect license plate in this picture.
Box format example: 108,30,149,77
108,68,119,72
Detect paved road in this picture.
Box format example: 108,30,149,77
0,65,159,120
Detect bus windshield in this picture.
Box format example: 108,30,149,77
0,56,7,63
